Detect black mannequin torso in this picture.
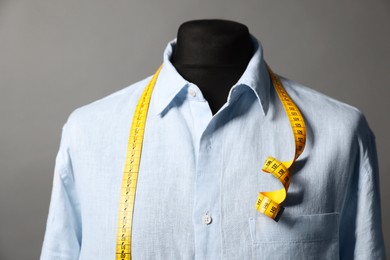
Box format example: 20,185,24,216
171,19,254,115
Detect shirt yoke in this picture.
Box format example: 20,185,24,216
64,75,154,132
278,75,370,139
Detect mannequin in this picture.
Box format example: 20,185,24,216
171,19,254,115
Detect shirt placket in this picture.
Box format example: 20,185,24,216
186,84,227,260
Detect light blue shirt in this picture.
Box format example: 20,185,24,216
40,34,386,259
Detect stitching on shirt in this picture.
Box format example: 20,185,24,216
279,212,340,218
361,130,376,182
219,120,227,258
251,237,339,245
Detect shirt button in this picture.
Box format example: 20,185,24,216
189,88,197,97
202,213,212,225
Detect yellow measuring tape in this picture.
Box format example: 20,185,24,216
115,62,306,259
115,64,163,260
255,63,306,221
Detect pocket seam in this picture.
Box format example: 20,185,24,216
251,237,339,245
248,212,340,244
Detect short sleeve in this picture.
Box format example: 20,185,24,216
40,120,82,260
339,118,386,259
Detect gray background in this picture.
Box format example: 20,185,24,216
0,0,389,258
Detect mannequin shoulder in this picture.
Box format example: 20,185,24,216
278,75,370,136
64,75,153,124
279,75,362,118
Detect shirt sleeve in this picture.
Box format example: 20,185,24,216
339,117,387,259
40,120,82,260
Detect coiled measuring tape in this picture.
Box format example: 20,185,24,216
255,63,306,221
115,62,306,259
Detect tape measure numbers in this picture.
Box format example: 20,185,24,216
115,64,163,260
115,63,306,259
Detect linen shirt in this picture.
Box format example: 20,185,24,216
40,34,386,259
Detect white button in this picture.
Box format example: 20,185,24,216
202,213,212,225
189,89,197,97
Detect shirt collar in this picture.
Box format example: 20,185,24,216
152,33,271,116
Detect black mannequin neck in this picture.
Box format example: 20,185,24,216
171,19,254,115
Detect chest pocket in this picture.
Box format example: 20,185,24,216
248,212,340,260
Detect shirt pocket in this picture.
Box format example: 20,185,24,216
248,212,340,260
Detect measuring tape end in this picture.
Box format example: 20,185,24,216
273,206,285,222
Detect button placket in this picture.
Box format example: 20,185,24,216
193,109,223,259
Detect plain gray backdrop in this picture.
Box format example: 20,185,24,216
0,0,389,259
